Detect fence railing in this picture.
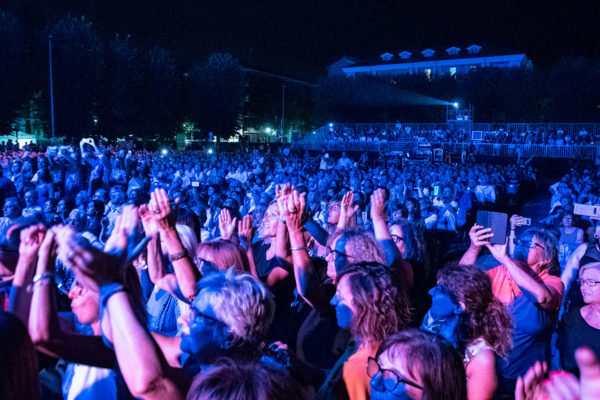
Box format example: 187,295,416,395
315,122,600,140
291,140,600,159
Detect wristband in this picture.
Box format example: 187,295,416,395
169,249,188,262
290,246,306,252
27,272,56,292
99,283,125,309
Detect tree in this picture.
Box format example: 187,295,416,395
189,53,245,139
98,34,143,139
138,46,180,138
547,57,600,121
46,15,103,138
0,11,29,135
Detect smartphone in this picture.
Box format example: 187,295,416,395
362,211,368,221
522,217,531,226
47,146,57,156
476,210,508,245
433,186,441,197
574,203,600,218
191,182,200,187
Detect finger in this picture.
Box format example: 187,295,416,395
477,233,495,240
299,193,306,214
515,376,525,400
575,347,600,380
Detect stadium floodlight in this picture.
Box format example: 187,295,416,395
453,102,459,109
265,127,272,133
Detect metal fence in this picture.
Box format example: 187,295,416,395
315,122,600,140
291,140,600,159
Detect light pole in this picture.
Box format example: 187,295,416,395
48,35,56,140
281,85,285,143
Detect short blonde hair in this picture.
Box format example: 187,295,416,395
195,269,274,346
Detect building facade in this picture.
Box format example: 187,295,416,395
335,45,529,79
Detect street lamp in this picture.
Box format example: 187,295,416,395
49,35,56,140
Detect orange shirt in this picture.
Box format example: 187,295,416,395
343,343,378,400
487,264,564,309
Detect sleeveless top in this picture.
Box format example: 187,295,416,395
464,337,494,367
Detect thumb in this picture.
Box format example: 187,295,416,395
576,347,600,379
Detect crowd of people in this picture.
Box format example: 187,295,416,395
0,139,599,400
322,125,599,147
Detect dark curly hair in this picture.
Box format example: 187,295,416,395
437,263,513,359
336,261,412,346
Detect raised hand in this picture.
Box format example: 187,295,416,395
19,223,47,260
238,214,255,249
286,190,306,235
515,361,547,400
218,208,238,241
54,225,124,291
510,215,529,229
370,188,387,222
486,239,510,265
149,188,177,232
138,203,158,237
468,224,494,249
339,191,359,224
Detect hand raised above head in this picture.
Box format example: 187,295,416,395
468,224,494,249
219,208,237,241
149,188,177,232
370,188,387,221
19,223,47,260
238,214,255,248
286,190,306,235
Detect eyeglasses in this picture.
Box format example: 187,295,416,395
429,284,459,304
326,246,350,261
515,239,544,249
391,235,404,244
577,278,600,287
367,357,423,391
189,305,222,326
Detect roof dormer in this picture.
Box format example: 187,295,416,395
398,51,412,60
421,49,436,58
446,46,461,56
466,44,482,54
380,52,394,61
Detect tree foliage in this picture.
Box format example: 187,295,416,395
189,53,245,139
98,34,143,139
0,12,29,135
46,15,103,138
138,46,181,138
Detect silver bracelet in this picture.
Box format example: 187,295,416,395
290,246,306,251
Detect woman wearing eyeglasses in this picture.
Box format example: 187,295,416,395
368,329,467,400
460,226,563,399
556,262,600,375
420,263,513,400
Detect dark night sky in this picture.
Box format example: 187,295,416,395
4,0,600,79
